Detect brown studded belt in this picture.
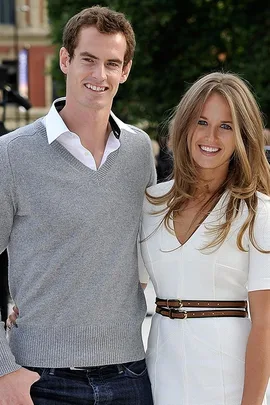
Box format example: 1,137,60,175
155,297,248,319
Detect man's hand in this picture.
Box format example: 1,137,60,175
0,368,40,405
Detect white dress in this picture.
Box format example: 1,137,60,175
140,180,270,405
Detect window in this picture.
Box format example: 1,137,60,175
0,0,15,24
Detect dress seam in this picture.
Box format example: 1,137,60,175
214,257,226,404
216,319,226,405
153,316,161,403
183,325,189,405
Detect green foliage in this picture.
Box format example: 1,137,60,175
47,0,270,134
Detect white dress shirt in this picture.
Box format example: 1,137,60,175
44,97,135,170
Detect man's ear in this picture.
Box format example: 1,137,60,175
120,60,132,84
59,47,70,74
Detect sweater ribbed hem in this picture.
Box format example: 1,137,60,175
0,361,21,377
0,351,21,377
0,326,22,376
9,321,145,369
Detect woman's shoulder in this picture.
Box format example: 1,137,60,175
142,180,173,217
239,192,270,224
256,191,270,204
255,192,270,220
146,179,174,197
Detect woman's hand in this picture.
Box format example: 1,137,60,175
6,306,19,329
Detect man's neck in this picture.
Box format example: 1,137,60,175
59,103,113,168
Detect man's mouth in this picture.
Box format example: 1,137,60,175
84,84,107,92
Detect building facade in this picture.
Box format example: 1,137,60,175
0,0,54,128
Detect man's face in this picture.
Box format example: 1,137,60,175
60,26,132,112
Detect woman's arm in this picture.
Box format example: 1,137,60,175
241,289,270,405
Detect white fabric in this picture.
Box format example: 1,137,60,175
140,180,270,405
44,98,135,170
138,232,149,284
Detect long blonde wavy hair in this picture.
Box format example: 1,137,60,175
147,72,270,251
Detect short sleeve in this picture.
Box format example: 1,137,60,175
248,196,270,291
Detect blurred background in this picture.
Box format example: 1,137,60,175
0,0,270,395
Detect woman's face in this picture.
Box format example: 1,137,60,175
188,92,236,180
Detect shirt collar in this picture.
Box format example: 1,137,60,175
110,111,136,135
45,97,135,144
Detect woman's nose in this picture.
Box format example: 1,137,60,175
205,127,217,141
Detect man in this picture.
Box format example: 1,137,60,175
0,6,155,404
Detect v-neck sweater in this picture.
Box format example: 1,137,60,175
0,118,156,376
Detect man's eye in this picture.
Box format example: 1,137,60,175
221,123,232,130
198,120,207,126
108,62,119,67
82,58,93,62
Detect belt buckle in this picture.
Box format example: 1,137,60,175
167,299,183,308
69,367,88,371
169,309,187,319
181,310,188,319
177,299,183,308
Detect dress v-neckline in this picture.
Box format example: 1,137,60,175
170,191,228,248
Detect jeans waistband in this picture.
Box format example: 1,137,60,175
69,363,124,373
27,359,145,378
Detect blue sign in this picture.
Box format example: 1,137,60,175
18,48,28,98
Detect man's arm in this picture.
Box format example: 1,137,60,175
0,140,40,404
147,136,157,188
0,140,21,376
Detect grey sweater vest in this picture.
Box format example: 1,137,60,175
0,118,156,376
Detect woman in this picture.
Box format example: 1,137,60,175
140,72,270,405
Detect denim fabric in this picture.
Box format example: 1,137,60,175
27,359,153,405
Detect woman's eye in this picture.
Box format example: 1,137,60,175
198,120,207,126
221,123,232,130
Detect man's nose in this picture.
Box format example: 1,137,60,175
92,63,106,81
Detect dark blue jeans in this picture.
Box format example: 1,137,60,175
27,359,153,405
